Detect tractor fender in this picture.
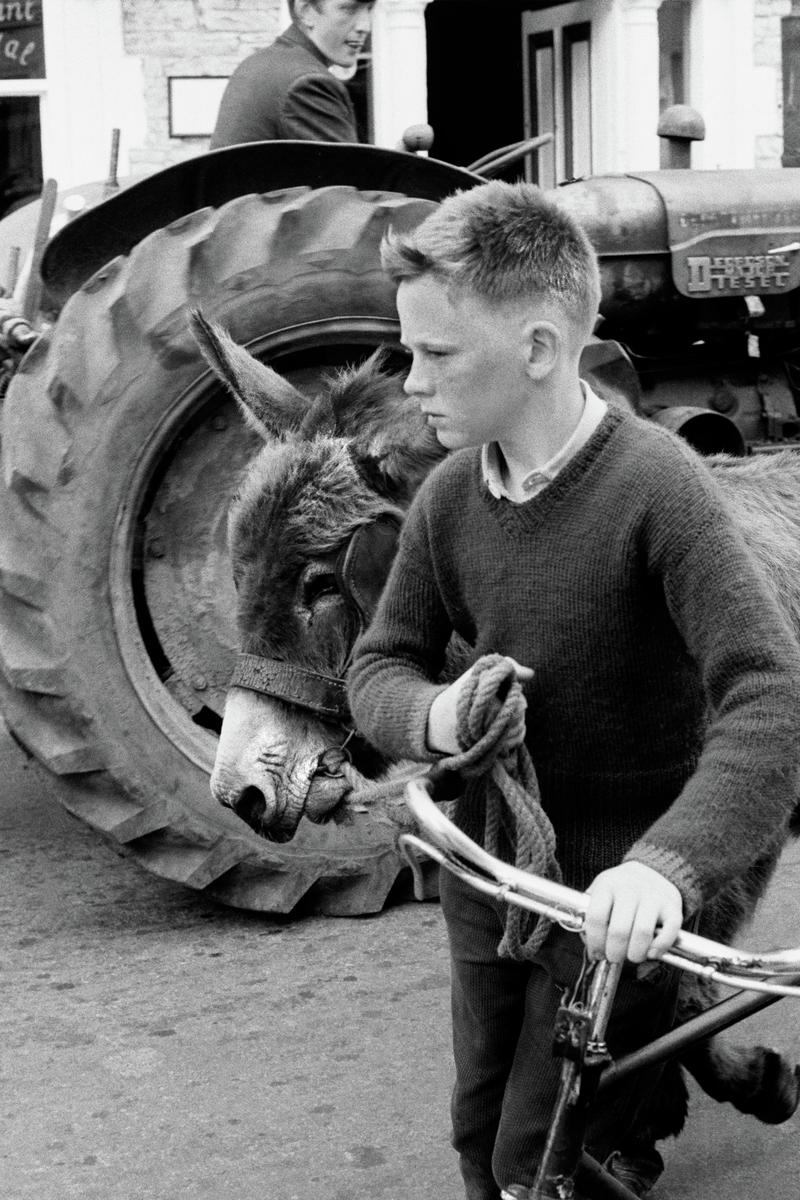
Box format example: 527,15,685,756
578,335,746,455
578,336,642,412
40,142,482,310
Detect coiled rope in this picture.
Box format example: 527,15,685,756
341,654,561,959
438,653,562,960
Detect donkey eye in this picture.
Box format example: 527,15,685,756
302,571,339,607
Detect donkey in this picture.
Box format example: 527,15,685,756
192,311,800,1134
201,316,450,841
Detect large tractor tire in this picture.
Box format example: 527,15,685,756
0,185,436,915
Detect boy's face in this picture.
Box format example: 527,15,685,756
397,274,535,451
299,1,375,67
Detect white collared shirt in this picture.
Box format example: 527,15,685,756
481,382,607,502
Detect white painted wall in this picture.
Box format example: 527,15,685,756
606,0,663,171
689,0,757,167
752,0,792,167
38,0,146,189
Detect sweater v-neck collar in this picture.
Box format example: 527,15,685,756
479,405,627,533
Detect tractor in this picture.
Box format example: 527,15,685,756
1,113,799,914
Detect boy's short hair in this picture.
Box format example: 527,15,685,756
382,180,601,341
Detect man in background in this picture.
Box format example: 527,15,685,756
210,0,375,148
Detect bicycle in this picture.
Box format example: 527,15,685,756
399,774,800,1200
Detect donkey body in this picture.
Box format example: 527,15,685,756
194,312,799,1136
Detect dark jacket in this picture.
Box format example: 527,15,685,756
210,23,359,148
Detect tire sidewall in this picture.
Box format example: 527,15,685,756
45,265,401,814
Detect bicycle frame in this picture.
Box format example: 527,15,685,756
399,774,800,1200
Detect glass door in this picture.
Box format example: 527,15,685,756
526,31,557,187
522,3,594,187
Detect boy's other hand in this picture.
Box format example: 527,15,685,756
584,862,683,964
426,656,533,755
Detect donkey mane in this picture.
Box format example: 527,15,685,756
231,348,445,565
231,437,402,565
328,349,446,497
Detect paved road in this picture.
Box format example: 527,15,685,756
1,718,798,1199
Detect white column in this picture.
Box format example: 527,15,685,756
370,0,431,148
609,0,664,172
688,0,757,168
40,0,145,189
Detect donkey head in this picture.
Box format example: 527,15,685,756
190,311,445,841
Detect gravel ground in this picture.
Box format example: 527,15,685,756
1,719,798,1199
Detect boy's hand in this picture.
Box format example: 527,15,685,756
426,657,533,755
584,862,683,964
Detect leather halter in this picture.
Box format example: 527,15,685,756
230,655,351,721
229,513,402,724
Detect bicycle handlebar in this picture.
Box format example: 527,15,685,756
401,776,800,998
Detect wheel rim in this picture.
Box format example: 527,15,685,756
109,317,401,774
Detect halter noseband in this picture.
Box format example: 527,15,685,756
230,654,351,722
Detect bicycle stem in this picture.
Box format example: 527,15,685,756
529,961,627,1200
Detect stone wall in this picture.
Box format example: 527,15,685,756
120,0,284,175
755,0,792,167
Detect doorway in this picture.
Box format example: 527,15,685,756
425,1,525,175
0,95,42,219
522,2,594,187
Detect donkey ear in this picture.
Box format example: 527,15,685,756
188,309,310,440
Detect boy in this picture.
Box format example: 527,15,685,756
346,181,800,1198
211,0,374,148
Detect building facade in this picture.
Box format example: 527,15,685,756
0,0,795,219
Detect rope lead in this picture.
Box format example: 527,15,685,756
443,654,562,960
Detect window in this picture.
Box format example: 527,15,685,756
522,7,593,187
658,0,690,111
0,94,41,220
526,33,556,187
563,22,591,180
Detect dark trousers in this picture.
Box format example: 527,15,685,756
439,869,681,1199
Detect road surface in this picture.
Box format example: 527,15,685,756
1,718,798,1199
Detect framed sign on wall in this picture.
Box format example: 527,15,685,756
168,75,228,138
0,0,45,79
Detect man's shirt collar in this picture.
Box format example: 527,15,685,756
282,21,335,68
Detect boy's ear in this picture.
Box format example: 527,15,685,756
523,319,561,380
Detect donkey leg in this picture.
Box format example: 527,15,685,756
676,972,800,1124
674,859,800,1123
681,1037,800,1124
604,1037,798,1197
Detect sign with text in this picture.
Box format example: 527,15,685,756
0,1,45,79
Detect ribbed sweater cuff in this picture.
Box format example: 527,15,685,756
622,842,703,916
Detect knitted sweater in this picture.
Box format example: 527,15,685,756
347,405,800,912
